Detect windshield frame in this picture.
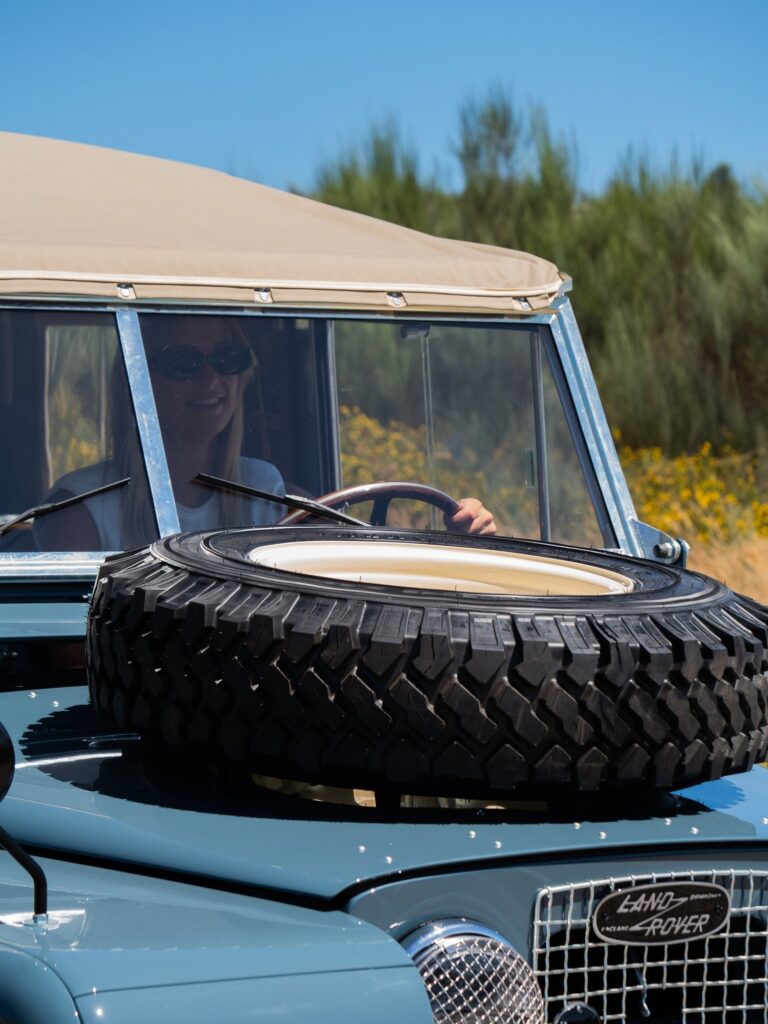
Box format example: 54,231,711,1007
0,298,642,576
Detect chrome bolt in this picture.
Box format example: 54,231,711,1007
654,539,681,561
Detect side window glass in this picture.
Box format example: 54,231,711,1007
334,321,541,539
0,311,155,552
423,325,541,540
334,320,608,546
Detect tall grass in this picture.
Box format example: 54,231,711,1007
620,443,768,601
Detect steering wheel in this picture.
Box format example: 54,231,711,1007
279,481,460,528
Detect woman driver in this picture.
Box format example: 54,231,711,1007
36,316,495,550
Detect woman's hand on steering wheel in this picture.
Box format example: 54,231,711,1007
444,497,496,536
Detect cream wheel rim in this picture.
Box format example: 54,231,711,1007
246,539,635,596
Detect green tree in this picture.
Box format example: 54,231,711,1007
310,90,768,455
311,124,452,234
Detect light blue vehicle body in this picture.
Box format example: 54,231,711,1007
0,681,764,1019
0,297,765,1021
0,133,764,1020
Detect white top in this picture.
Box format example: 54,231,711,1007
35,457,285,551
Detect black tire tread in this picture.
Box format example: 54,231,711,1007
87,542,768,797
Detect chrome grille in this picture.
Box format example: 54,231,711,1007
533,870,768,1023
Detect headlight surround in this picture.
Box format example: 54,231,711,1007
402,918,545,1024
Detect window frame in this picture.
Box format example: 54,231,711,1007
0,298,643,577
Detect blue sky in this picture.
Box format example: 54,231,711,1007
2,0,766,194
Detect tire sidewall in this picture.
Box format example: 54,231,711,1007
152,526,728,615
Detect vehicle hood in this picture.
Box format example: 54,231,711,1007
1,687,766,901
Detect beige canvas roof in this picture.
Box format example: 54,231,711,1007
0,132,568,314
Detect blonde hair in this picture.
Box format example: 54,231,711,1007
112,315,255,546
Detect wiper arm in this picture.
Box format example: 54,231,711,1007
194,473,368,527
0,478,131,538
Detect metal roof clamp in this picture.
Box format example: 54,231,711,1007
254,287,274,304
116,283,136,300
387,291,406,308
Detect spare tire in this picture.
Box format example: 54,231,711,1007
87,527,768,797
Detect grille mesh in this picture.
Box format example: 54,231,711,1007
533,870,768,1023
415,932,544,1024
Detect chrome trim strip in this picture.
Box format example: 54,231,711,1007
0,300,552,325
321,320,342,490
1,269,562,300
530,332,551,542
16,751,123,769
550,298,642,556
403,918,514,962
115,309,179,537
0,552,103,579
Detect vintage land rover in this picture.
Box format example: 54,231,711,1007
0,130,766,1024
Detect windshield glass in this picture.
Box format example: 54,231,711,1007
0,309,611,553
138,313,330,536
138,313,610,547
0,310,155,553
335,320,607,544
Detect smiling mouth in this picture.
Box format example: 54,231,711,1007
187,396,225,409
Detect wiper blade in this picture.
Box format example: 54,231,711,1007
194,473,367,527
0,478,131,537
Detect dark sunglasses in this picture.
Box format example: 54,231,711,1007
149,343,252,380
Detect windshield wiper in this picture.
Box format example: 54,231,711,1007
194,473,368,527
0,478,131,538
